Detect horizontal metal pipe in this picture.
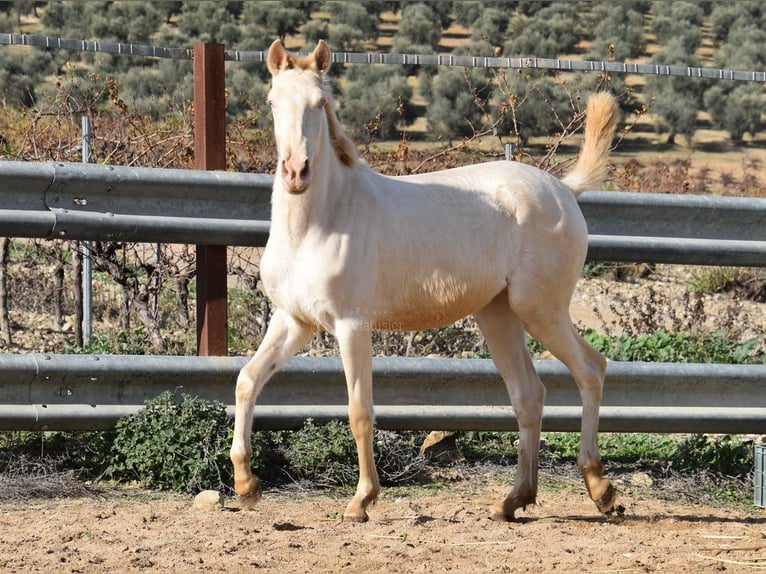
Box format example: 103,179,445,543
0,161,765,264
2,403,764,434
587,235,766,266
1,354,764,433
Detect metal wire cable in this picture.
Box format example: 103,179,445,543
1,32,765,82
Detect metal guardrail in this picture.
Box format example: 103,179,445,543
0,160,765,432
1,354,764,434
0,161,272,245
1,160,765,265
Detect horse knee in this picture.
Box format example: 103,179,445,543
235,369,260,404
511,380,545,428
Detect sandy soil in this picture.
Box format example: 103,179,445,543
1,473,764,574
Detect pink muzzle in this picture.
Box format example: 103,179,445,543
281,154,311,194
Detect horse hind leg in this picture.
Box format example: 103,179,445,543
474,292,546,522
518,304,615,515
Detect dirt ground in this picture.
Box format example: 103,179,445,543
1,469,764,574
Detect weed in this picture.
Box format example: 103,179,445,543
690,267,766,303
272,420,427,488
583,328,764,363
672,434,754,478
106,392,233,493
457,431,519,464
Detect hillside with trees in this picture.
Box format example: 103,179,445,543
0,0,764,153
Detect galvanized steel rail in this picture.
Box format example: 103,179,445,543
1,354,764,434
1,160,765,265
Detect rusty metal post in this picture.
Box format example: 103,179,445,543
193,43,228,356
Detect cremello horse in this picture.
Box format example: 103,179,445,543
231,39,619,523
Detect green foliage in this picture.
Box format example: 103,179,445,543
458,430,519,463
506,4,579,58
341,65,415,139
543,432,753,479
586,0,647,61
320,1,380,51
582,328,764,364
0,429,115,479
106,392,233,493
425,64,493,140
689,267,740,295
275,419,358,487
0,0,762,150
275,419,426,487
673,434,753,478
646,39,708,144
103,394,425,494
652,1,704,52
704,83,764,142
391,3,442,55
689,267,766,303
64,330,166,355
0,46,51,107
597,433,678,464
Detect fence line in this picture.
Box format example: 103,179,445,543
2,33,765,82
2,354,765,433
1,160,765,265
0,161,764,431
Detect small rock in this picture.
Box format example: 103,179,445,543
419,431,464,463
630,472,653,488
193,490,224,511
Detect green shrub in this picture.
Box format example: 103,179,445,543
275,419,427,487
458,431,519,463
106,392,233,493
104,395,426,493
582,329,764,364
672,434,753,478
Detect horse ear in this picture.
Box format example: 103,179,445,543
313,40,331,74
267,39,289,75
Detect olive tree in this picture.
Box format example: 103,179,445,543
339,65,415,140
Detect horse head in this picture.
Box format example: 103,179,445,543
266,40,332,195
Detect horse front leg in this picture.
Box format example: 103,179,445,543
336,319,380,523
231,309,314,509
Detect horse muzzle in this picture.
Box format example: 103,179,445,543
281,155,311,195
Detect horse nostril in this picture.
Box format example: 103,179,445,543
300,160,310,180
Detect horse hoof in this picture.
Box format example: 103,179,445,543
236,476,263,510
489,510,513,523
488,500,515,522
595,482,617,515
238,490,262,511
343,511,369,523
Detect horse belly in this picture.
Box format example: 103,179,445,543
370,263,506,331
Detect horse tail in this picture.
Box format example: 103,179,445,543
561,92,619,196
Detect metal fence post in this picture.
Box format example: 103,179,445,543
80,115,93,345
193,42,228,356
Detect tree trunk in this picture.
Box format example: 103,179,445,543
0,238,12,346
71,243,84,348
52,260,65,330
175,274,191,329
